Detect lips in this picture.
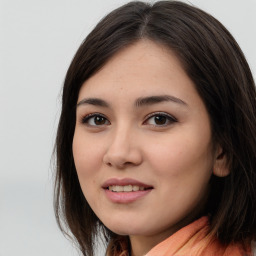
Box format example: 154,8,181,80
102,178,153,191
108,185,147,192
102,178,153,203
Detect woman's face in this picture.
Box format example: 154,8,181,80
73,40,215,246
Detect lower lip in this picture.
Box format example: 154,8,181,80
104,189,152,203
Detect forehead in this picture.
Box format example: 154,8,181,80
78,40,198,106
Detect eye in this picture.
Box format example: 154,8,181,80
81,113,110,126
144,112,177,126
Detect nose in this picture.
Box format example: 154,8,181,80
103,126,143,169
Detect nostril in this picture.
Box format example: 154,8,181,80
103,146,143,168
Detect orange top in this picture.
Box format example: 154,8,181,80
108,216,252,256
146,216,251,256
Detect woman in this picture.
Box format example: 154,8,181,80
54,1,256,255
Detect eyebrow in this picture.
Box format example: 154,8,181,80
77,95,187,108
135,95,187,107
77,98,110,108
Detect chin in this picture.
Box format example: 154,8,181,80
103,219,145,236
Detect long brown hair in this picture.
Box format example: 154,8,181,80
54,1,256,255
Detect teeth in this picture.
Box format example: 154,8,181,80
133,185,139,191
108,185,145,192
124,185,132,192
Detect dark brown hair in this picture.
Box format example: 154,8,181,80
54,1,256,255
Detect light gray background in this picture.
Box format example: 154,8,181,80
1,0,255,255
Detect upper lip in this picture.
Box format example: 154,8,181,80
102,178,153,189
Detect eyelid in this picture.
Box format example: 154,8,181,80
79,111,177,127
80,112,110,126
143,111,178,125
145,111,177,120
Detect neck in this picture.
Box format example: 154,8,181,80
129,211,207,256
129,218,190,256
129,231,171,256
129,192,210,256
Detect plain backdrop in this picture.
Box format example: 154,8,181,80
1,0,255,255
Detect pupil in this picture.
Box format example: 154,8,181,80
95,116,105,125
155,115,166,125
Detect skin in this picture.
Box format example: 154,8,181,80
73,40,225,256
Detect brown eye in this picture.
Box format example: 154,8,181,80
145,112,177,126
154,115,167,125
82,114,110,126
94,116,107,125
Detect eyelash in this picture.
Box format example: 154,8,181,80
80,112,177,127
81,113,110,126
143,112,177,127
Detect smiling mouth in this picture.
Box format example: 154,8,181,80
107,185,152,192
103,179,153,203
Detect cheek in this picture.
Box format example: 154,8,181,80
72,132,106,210
72,131,104,183
145,130,214,179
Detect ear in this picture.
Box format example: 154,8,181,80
213,146,230,177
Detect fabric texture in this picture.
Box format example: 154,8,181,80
146,216,251,256
107,216,252,256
